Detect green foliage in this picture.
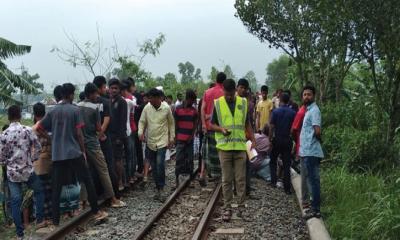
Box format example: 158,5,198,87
266,55,290,90
322,167,400,240
223,65,235,80
178,61,202,84
242,70,257,92
0,38,40,105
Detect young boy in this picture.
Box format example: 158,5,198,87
138,88,175,201
174,89,198,187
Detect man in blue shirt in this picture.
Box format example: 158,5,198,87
299,85,324,219
269,92,296,194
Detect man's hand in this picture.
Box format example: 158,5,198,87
221,128,231,136
99,133,107,142
168,140,175,149
251,141,256,149
202,125,208,134
139,134,145,142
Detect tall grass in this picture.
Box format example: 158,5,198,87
322,167,400,239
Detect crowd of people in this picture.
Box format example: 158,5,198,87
0,72,324,239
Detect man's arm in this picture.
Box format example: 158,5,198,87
167,107,175,146
29,129,41,162
201,96,207,133
312,109,322,142
76,128,86,160
101,116,110,134
138,105,147,141
314,125,322,142
119,99,128,137
245,118,256,149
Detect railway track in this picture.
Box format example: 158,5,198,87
134,177,221,240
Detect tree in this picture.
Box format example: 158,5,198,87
346,0,400,142
266,55,290,90
243,70,258,92
208,66,219,82
223,64,236,79
51,26,114,77
178,61,202,84
235,0,356,102
0,37,39,104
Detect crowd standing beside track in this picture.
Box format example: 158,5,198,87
0,72,323,239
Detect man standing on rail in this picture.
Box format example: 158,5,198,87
78,83,126,208
299,85,324,219
36,83,108,227
200,72,226,185
210,79,256,222
138,88,175,201
174,89,198,188
93,76,121,199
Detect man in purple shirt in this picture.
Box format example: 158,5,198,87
0,105,44,239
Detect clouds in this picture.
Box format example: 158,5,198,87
1,0,281,90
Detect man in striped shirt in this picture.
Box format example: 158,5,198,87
174,89,198,187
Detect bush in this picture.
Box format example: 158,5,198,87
322,167,400,239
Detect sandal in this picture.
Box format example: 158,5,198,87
222,210,232,222
111,200,127,208
36,221,47,229
93,210,108,221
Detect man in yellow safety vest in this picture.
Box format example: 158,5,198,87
210,79,256,222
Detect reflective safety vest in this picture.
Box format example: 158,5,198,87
214,96,247,151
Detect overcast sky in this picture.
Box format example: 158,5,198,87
1,0,281,91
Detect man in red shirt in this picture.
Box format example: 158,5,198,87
200,72,226,185
174,89,198,187
291,101,309,209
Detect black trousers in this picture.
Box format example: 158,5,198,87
51,156,99,225
100,135,120,198
270,140,292,192
133,132,144,173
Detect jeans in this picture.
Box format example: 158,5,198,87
100,135,120,198
300,159,311,204
123,135,135,182
302,156,321,212
175,140,194,176
270,140,292,192
133,132,144,173
146,147,166,189
8,173,44,237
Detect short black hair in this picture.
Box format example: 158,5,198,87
79,91,85,101
283,89,291,97
121,79,132,91
126,77,135,87
108,78,121,87
84,82,98,98
166,95,173,99
223,79,236,92
62,83,75,99
237,78,249,89
302,85,316,95
261,85,269,92
280,92,290,104
216,72,227,84
147,88,162,97
33,102,46,118
185,89,197,101
53,85,63,102
8,105,21,121
93,76,107,89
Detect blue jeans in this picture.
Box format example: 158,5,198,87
302,156,321,212
8,173,44,237
146,147,166,189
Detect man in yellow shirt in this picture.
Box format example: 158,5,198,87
256,85,273,132
138,88,175,201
